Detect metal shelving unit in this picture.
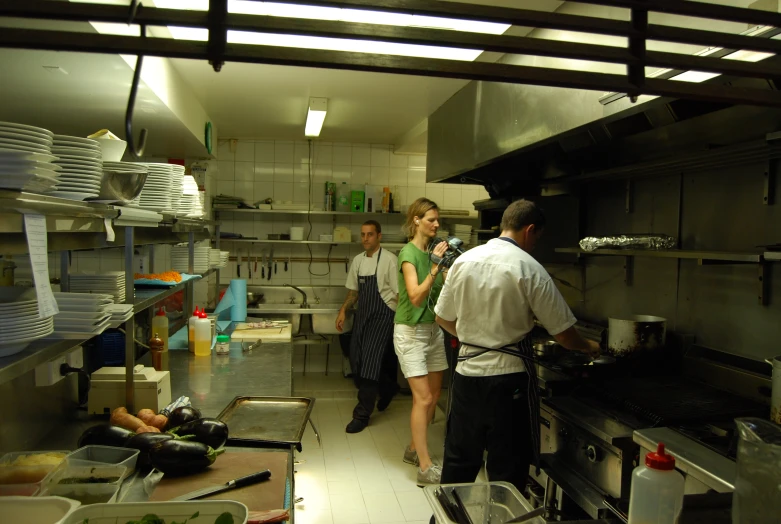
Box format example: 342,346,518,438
555,247,773,305
218,239,407,248
213,208,479,220
0,192,219,407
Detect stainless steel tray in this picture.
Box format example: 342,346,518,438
216,396,314,449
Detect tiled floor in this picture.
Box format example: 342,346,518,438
292,373,467,524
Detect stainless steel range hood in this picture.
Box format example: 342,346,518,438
427,18,781,197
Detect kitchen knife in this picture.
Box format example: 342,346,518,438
170,469,271,501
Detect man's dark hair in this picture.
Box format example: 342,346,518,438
500,199,546,232
362,220,382,234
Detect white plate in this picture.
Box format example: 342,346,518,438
0,130,53,146
54,135,101,147
50,147,101,159
57,171,103,179
0,142,49,154
49,191,98,201
56,155,102,163
54,292,114,299
0,150,58,163
45,318,111,339
0,166,60,178
55,313,112,327
0,121,53,136
0,323,54,341
56,185,100,193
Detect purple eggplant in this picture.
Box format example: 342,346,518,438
149,439,224,476
166,406,201,430
172,418,229,449
125,432,175,469
77,424,134,448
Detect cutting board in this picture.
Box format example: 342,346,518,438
149,450,288,511
231,323,292,342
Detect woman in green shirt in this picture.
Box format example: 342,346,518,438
394,197,450,485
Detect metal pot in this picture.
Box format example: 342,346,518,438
607,315,667,357
533,340,561,360
766,356,781,424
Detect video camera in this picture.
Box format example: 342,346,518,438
429,237,466,268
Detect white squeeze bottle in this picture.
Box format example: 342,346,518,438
628,442,685,524
194,308,212,357
188,307,200,354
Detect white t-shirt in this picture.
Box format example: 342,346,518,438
435,238,576,377
346,247,399,311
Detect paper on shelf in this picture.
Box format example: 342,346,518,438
24,214,59,318
104,218,115,242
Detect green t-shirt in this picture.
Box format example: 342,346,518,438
394,242,444,325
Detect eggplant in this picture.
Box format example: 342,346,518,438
125,432,175,469
78,424,135,448
166,406,202,430
149,439,224,476
172,418,229,449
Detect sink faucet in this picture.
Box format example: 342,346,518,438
284,283,310,309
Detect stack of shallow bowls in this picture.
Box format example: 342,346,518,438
68,272,126,303
0,287,54,357
137,163,174,212
0,122,59,193
51,135,103,201
170,164,185,212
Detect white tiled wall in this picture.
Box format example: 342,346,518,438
212,139,488,288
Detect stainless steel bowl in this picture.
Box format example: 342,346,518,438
533,340,560,360
97,170,148,203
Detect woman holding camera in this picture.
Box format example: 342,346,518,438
394,197,450,485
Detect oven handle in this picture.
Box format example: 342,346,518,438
603,496,629,524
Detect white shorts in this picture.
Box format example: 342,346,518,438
393,323,449,378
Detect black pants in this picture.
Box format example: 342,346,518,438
352,341,400,423
441,372,532,493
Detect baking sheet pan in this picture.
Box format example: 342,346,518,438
217,396,314,448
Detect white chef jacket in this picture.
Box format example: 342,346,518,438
346,247,399,311
435,238,576,377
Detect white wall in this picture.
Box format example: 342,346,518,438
211,138,488,288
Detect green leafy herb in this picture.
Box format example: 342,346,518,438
214,513,234,524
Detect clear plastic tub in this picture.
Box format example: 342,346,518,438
61,501,249,524
424,481,544,524
0,450,69,497
0,496,80,524
65,446,139,472
45,463,129,487
41,483,120,506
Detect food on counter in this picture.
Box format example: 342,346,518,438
166,406,202,430
138,409,168,430
148,440,224,476
54,486,117,505
111,407,148,432
136,426,161,434
0,452,67,484
171,418,229,449
247,509,289,524
59,475,120,484
78,424,135,448
134,271,182,283
117,511,234,524
124,433,175,469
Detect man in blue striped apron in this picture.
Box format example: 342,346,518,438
434,200,600,492
337,220,400,434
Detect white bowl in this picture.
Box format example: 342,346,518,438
95,138,127,162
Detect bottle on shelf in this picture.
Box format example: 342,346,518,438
188,307,200,354
627,442,685,524
194,308,212,357
336,182,350,212
149,332,164,371
382,186,390,213
152,308,169,350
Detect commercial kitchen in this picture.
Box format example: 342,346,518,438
1,0,781,523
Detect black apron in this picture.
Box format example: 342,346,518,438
349,249,396,382
456,236,541,474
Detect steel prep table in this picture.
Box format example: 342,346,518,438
37,330,300,519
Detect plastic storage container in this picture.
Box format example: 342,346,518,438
66,446,139,473
0,450,68,497
0,496,80,524
336,182,350,212
216,334,230,355
627,442,685,524
732,417,781,523
424,482,544,524
61,501,249,524
46,462,128,487
41,483,119,505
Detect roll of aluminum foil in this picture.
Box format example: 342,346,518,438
579,234,677,252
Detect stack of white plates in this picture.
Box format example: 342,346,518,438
0,287,55,357
68,272,126,303
169,165,185,213
177,175,204,218
51,292,112,339
51,135,104,201
436,229,450,239
107,303,133,328
0,122,59,193
453,224,473,245
171,244,210,273
209,249,230,268
137,163,174,212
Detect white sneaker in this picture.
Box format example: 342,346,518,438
417,464,442,485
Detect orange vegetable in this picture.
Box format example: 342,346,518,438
110,407,146,432
136,425,161,433
134,271,182,283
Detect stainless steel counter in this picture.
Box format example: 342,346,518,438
247,304,341,314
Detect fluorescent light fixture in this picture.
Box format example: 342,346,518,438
152,0,508,61
305,97,327,137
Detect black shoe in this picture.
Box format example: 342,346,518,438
346,419,368,433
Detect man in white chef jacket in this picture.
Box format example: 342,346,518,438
336,220,400,433
434,199,600,491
